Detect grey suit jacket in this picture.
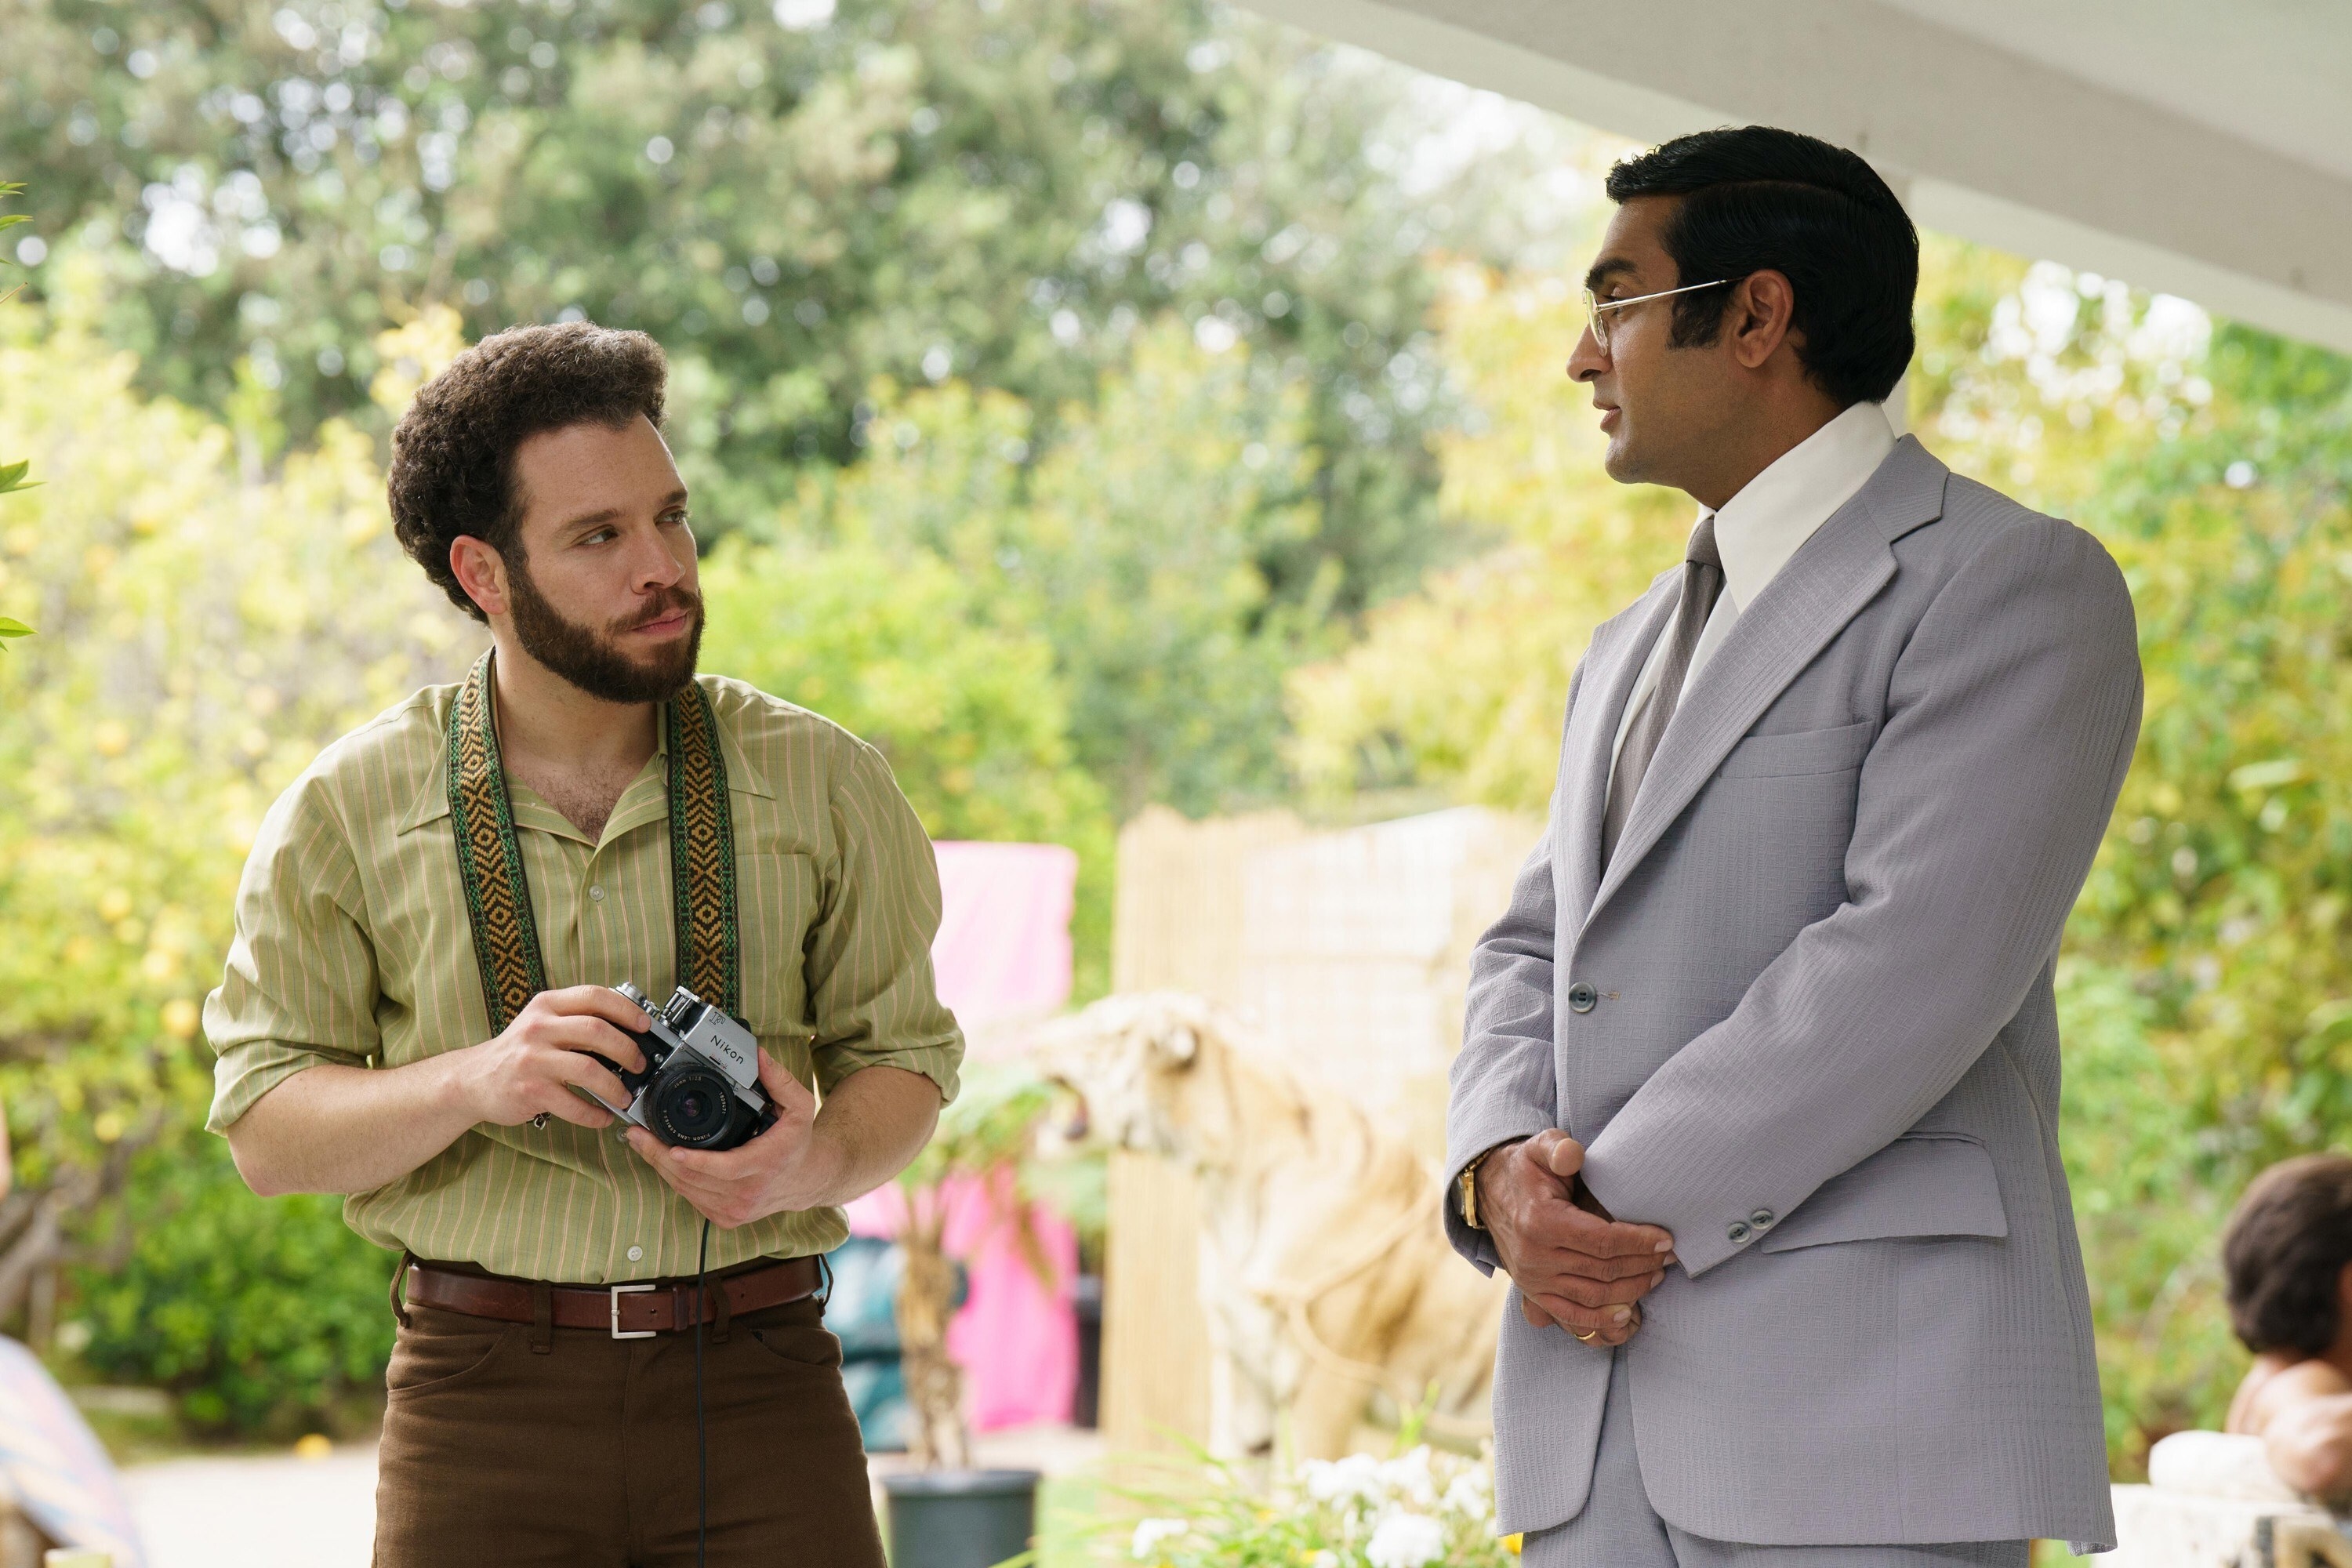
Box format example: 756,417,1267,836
1446,436,2139,1548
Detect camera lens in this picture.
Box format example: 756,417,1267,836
651,1060,738,1149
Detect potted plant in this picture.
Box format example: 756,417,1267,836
877,1063,1059,1568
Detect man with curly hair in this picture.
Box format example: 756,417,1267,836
204,321,960,1564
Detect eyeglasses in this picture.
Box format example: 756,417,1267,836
1582,278,1734,356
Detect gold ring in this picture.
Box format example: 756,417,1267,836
1571,1327,1599,1342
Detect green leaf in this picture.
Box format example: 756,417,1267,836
0,459,35,495
0,618,33,641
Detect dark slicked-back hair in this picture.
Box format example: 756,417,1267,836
1604,125,1917,408
389,321,669,622
2224,1152,2352,1358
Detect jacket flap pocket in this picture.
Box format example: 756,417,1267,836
1716,720,1873,779
1759,1134,2007,1253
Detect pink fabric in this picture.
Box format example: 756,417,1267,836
842,1177,1079,1432
929,841,1078,1044
837,840,1083,1430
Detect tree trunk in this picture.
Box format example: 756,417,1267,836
895,1209,968,1472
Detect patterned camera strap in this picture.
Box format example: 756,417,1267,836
446,650,742,1033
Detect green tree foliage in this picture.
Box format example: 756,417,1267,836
1290,238,2352,1472
1289,267,1682,812
0,270,465,1429
0,0,1520,620
794,322,1330,815
697,524,1116,993
72,1137,397,1435
0,180,32,650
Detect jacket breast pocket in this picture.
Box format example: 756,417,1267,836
1715,719,1874,780
1759,1132,2008,1253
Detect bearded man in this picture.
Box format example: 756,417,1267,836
205,322,959,1566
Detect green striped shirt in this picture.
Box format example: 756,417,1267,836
204,673,964,1283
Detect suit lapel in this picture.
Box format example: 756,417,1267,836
1560,577,1679,926
1581,437,1949,930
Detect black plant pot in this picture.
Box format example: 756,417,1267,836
881,1468,1040,1568
1072,1272,1103,1430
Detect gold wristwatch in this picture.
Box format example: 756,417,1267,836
1459,1146,1497,1231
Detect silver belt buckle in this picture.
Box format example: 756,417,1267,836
610,1282,656,1339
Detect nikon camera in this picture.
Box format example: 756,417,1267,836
584,982,779,1151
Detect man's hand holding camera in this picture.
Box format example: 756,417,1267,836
626,1055,830,1229
455,985,652,1131
1483,1128,1676,1348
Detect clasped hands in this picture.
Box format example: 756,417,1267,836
1483,1129,1676,1348
459,985,835,1230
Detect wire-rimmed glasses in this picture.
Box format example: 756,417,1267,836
1583,278,1735,355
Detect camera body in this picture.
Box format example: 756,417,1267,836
586,982,779,1151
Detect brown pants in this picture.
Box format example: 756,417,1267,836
373,1291,886,1566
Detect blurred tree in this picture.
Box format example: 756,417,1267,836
1288,265,1682,813
0,259,465,1422
0,180,31,653
697,527,1116,994
0,0,1549,622
1288,236,2352,1474
812,321,1329,816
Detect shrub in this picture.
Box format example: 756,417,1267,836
67,1134,396,1436
1077,1443,1519,1568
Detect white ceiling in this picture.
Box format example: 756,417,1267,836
1243,0,2352,354
1878,0,2352,184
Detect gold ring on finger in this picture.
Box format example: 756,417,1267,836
1571,1327,1599,1342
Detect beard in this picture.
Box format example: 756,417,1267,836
506,557,705,705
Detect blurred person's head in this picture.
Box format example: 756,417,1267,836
2223,1152,2352,1361
389,321,702,705
1568,125,1917,508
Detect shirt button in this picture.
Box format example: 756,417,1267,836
1750,1209,1777,1230
626,1245,643,1262
1727,1221,1752,1244
1566,982,1599,1014
589,884,606,902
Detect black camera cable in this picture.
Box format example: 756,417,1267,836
695,1216,711,1568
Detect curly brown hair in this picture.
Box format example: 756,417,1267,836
388,321,669,622
2223,1152,2352,1358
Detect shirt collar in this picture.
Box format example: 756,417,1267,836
1703,401,1896,611
397,676,775,837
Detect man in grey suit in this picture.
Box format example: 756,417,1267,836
1446,126,2140,1565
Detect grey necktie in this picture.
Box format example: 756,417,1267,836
1602,514,1724,868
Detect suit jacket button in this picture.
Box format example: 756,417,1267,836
1727,1221,1752,1243
1750,1209,1776,1229
1567,982,1598,1014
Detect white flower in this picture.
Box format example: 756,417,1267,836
1377,1446,1438,1508
1130,1517,1189,1559
1300,1452,1385,1508
1366,1512,1448,1568
1441,1467,1492,1519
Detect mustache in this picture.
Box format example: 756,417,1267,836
615,586,702,634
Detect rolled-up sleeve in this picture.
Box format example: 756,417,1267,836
203,774,380,1132
804,739,964,1104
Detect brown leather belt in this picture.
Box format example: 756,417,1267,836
403,1255,821,1338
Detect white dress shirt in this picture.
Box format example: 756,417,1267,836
1609,401,1898,772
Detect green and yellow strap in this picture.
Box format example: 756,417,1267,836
446,650,741,1034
